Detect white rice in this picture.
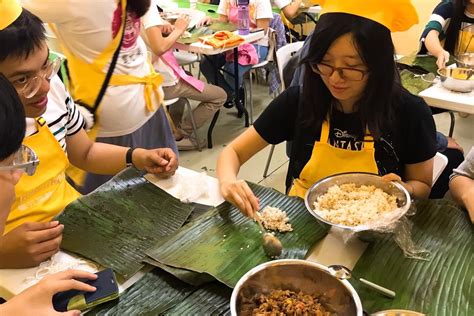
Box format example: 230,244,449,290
313,183,398,227
259,206,293,232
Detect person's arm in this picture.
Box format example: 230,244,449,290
217,127,269,217
256,18,271,31
450,175,474,223
424,29,450,69
1,270,96,316
66,129,178,177
281,0,302,19
145,18,189,56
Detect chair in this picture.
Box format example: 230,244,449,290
174,50,199,73
163,97,202,151
432,152,448,186
263,41,304,178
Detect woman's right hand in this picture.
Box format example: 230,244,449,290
197,16,213,27
174,15,190,33
220,179,259,217
436,50,450,69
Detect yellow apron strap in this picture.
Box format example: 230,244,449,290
319,120,330,144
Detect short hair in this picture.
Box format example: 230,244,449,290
0,74,26,161
300,13,400,139
0,9,46,62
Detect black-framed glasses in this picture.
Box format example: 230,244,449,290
0,145,39,176
310,62,368,81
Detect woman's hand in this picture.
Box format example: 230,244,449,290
132,148,178,177
220,179,259,217
436,50,450,69
2,269,97,315
197,16,213,27
381,173,415,196
174,15,190,33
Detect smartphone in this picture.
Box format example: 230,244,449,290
53,268,119,312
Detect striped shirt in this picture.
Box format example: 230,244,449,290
25,75,85,153
419,1,474,54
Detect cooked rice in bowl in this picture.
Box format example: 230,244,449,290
313,183,398,227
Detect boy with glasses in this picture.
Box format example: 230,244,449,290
0,2,178,268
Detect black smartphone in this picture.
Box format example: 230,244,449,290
52,268,119,312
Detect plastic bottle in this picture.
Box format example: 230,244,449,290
237,0,250,35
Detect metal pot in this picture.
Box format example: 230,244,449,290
455,52,474,68
437,67,474,93
230,259,363,316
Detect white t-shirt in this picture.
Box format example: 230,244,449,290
26,76,85,153
273,0,291,9
143,2,179,87
22,0,162,138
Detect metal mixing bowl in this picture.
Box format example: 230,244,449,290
230,259,363,316
304,172,411,234
437,67,474,93
455,52,474,68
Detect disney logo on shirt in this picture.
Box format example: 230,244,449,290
330,128,363,151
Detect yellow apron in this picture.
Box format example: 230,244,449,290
49,0,164,184
5,117,81,234
289,120,379,199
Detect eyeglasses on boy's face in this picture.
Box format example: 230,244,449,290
0,145,39,176
310,62,368,81
13,57,63,99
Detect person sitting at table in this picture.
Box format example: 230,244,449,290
0,2,178,268
22,0,179,193
199,0,273,108
144,2,227,151
449,146,474,223
216,0,438,217
0,73,97,316
419,0,474,69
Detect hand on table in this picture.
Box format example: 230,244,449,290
436,50,450,69
197,16,212,27
220,179,259,217
2,269,97,316
132,148,178,178
0,221,63,268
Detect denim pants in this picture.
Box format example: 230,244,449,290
200,44,269,99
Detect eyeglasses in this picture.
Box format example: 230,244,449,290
16,57,63,99
310,62,368,81
0,145,39,176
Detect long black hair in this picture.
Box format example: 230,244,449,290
0,9,45,62
0,74,26,161
300,13,401,140
127,0,151,18
444,0,468,54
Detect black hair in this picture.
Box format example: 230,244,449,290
0,74,26,161
0,9,45,62
300,13,401,140
444,0,468,54
127,0,151,18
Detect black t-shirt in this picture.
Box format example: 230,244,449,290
254,86,438,190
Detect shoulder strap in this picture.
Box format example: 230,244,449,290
90,5,127,114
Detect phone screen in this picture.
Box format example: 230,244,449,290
53,268,118,312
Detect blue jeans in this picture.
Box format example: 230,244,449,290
200,44,269,99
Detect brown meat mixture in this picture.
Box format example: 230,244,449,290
252,289,330,315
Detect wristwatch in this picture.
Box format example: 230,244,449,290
126,148,135,167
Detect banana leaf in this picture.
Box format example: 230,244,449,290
177,22,237,44
88,268,195,315
56,168,194,279
352,199,473,315
146,182,329,288
400,70,434,95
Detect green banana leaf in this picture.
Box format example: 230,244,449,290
177,22,237,44
352,199,473,315
146,182,330,288
398,52,456,75
56,168,194,279
88,268,195,315
400,69,434,95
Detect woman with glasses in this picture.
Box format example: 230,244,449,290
420,0,474,69
216,0,438,217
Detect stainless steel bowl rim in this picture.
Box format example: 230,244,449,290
230,259,363,316
304,172,411,231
